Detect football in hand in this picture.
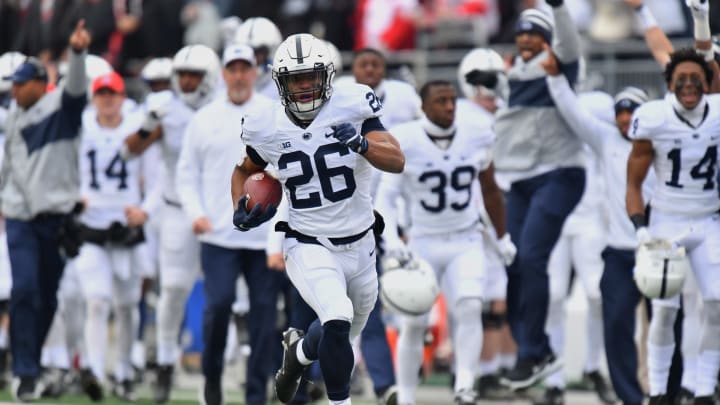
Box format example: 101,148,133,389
244,171,282,213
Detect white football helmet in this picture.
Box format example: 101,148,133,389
141,57,173,82
272,33,335,121
171,45,221,109
634,240,689,299
380,257,439,316
458,48,507,101
324,40,343,76
234,17,283,74
0,52,26,93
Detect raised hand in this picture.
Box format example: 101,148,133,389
69,19,91,53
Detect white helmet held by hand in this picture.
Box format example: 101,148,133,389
458,48,507,101
171,45,221,109
634,239,689,299
272,33,335,121
380,257,439,316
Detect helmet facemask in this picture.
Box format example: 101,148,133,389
274,62,335,121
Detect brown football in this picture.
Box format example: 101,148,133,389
244,171,283,213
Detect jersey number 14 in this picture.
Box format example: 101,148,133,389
87,150,128,191
665,146,717,190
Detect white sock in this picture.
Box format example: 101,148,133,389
85,298,111,381
63,297,86,358
681,295,701,393
695,350,720,396
452,299,482,393
647,343,675,395
156,287,190,365
0,325,8,349
478,356,500,377
296,338,313,366
584,298,604,373
131,341,145,370
545,299,565,389
397,316,427,405
113,304,135,382
329,398,352,405
498,352,516,370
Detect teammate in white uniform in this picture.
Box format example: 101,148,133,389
121,44,221,403
233,33,404,405
627,48,720,405
455,48,518,399
0,51,24,386
376,80,515,405
233,17,284,100
74,72,151,401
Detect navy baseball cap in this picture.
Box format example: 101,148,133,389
4,58,48,84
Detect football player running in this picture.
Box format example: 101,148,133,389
233,33,404,405
626,48,720,405
75,72,152,401
121,45,221,403
375,80,515,405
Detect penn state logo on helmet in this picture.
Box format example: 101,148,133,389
380,257,439,316
634,239,689,299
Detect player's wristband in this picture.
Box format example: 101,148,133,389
138,129,151,139
629,213,647,230
693,13,712,42
635,5,658,31
697,47,714,62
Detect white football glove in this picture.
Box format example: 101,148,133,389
497,233,517,266
142,105,168,132
636,226,652,245
686,0,709,19
382,246,413,271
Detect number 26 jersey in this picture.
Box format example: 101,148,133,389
241,82,383,238
630,95,720,216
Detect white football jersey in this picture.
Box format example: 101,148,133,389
630,95,720,216
148,91,195,203
242,83,381,238
386,117,495,238
79,109,144,228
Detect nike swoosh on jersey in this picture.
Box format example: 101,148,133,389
325,132,335,138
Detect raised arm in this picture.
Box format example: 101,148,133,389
625,0,673,67
65,20,90,98
548,0,580,64
685,0,720,92
541,45,612,155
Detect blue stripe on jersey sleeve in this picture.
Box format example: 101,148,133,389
21,93,86,154
246,145,267,166
361,117,386,135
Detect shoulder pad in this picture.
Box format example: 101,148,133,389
241,103,278,147
331,82,383,122
629,100,666,140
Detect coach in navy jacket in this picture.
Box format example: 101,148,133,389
0,20,89,400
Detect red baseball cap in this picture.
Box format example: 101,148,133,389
92,71,125,94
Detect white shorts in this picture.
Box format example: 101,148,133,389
75,243,143,305
284,231,378,340
649,211,720,302
0,231,11,300
158,203,200,290
548,224,604,302
409,228,485,306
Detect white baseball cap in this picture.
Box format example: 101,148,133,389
222,44,256,67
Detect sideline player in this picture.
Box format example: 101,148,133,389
376,80,515,405
626,48,720,405
233,33,404,405
122,44,221,403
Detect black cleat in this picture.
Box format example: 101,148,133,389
377,385,397,405
275,328,309,403
200,379,223,405
532,387,564,405
649,395,670,405
12,376,42,402
499,353,562,391
153,365,173,404
80,369,103,402
583,370,617,404
693,396,715,405
41,368,68,398
113,379,136,402
675,387,694,405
